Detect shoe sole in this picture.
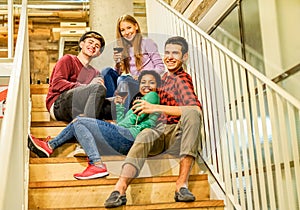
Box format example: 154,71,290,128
73,145,87,157
174,197,195,202
73,152,87,157
104,199,127,208
104,201,126,208
174,192,195,202
74,172,109,180
28,136,50,158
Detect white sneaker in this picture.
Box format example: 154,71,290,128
73,144,87,157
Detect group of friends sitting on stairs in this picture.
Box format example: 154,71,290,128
28,14,203,208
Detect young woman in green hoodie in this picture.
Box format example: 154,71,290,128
28,70,161,180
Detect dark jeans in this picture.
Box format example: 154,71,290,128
53,83,111,122
102,67,119,98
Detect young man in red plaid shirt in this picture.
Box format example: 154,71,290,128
104,36,203,208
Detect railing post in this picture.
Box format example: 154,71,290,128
7,0,14,58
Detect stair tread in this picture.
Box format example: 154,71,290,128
31,121,68,127
29,174,208,188
30,84,49,94
29,155,204,181
29,153,181,164
28,200,224,209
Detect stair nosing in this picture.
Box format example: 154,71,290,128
27,200,224,209
29,174,208,188
30,153,186,164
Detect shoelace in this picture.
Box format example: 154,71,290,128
45,136,51,141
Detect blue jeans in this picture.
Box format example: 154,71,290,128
48,116,134,164
102,67,119,98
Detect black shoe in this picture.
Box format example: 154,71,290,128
104,191,127,208
174,187,195,202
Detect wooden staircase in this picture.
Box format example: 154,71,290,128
29,85,225,210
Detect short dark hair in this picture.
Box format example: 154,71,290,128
79,31,105,53
138,70,162,88
165,36,188,55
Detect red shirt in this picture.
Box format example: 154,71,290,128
46,54,99,111
158,68,201,124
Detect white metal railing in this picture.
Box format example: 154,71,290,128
146,0,300,209
0,0,30,209
212,27,265,73
0,0,14,57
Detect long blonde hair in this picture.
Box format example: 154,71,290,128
116,14,143,74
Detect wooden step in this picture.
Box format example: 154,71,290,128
29,155,203,181
30,122,68,138
30,121,68,138
28,174,216,209
31,121,69,127
29,142,77,158
30,84,49,95
30,84,51,122
28,200,224,210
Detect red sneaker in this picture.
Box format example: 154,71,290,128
28,134,53,157
74,163,109,180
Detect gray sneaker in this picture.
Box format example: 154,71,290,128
174,187,195,202
104,191,127,208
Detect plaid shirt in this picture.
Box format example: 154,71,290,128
158,68,201,124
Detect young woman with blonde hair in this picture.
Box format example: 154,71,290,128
102,14,165,110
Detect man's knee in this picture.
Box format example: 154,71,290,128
182,107,202,124
126,128,161,158
134,128,159,144
89,83,106,91
87,83,106,96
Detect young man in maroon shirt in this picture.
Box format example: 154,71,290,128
46,31,110,122
104,36,203,208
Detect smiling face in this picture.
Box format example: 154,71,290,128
163,43,188,74
139,74,158,96
119,21,139,42
79,37,101,58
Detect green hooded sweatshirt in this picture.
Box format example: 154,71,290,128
116,91,160,138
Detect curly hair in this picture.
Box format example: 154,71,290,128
138,70,162,88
